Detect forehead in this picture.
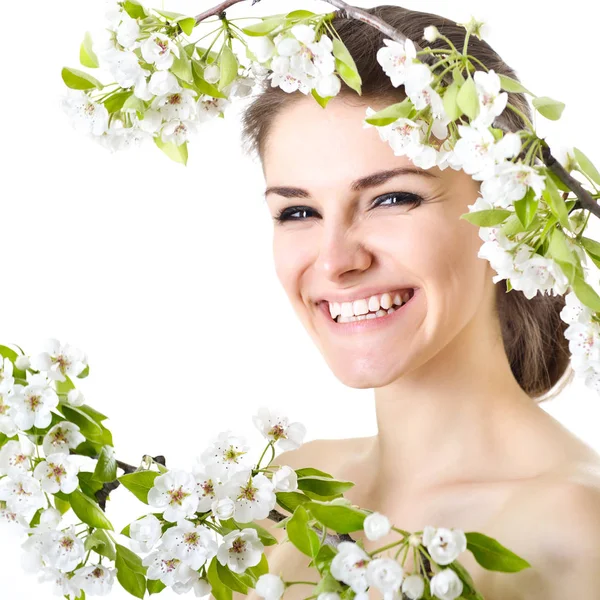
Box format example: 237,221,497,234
263,95,420,191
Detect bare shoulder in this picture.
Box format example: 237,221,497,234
271,436,356,474
485,459,600,599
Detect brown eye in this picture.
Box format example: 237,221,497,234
373,192,424,208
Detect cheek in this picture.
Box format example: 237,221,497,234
272,230,312,295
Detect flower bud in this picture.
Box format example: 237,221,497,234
256,574,285,600
363,511,391,541
423,25,440,42
430,568,463,600
211,497,235,521
15,355,30,371
67,389,85,407
272,465,298,492
402,574,425,599
204,64,221,84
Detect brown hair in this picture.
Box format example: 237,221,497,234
239,4,574,401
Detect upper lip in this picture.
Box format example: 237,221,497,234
316,285,418,305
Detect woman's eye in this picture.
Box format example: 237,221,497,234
273,192,423,223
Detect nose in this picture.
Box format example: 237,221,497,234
313,224,372,282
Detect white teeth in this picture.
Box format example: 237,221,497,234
341,302,354,317
337,307,397,323
380,292,392,310
368,295,380,312
353,299,369,316
393,292,402,305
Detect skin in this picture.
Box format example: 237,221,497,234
243,94,600,600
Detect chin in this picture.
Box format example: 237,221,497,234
326,355,410,389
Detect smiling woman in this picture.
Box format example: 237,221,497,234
238,4,600,600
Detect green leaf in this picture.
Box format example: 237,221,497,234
246,553,269,579
547,227,577,266
103,90,133,113
460,208,511,227
78,471,105,499
581,236,600,263
364,98,413,127
241,16,285,36
573,147,600,186
94,445,118,483
498,74,534,96
287,505,321,558
177,17,196,36
61,405,105,445
466,532,532,573
542,175,571,230
216,561,249,594
207,556,233,600
54,495,71,515
532,96,565,121
456,76,480,120
77,364,90,379
191,60,227,99
78,404,108,423
276,491,311,514
453,67,465,85
118,471,160,504
62,67,103,90
55,375,76,395
335,58,362,95
286,9,317,19
306,500,366,534
311,87,333,109
171,48,193,84
85,528,116,561
314,571,344,595
80,32,99,68
154,137,188,166
513,188,538,229
217,44,238,91
297,476,354,498
69,490,113,530
572,275,600,312
295,468,334,478
123,0,146,19
29,508,42,528
443,81,462,121
147,579,167,595
115,543,147,599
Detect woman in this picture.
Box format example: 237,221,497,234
238,5,600,600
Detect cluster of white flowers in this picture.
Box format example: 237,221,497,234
248,23,341,98
62,0,255,153
121,407,306,594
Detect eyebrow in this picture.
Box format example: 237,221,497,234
264,167,438,199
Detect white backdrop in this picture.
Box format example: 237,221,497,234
1,0,599,598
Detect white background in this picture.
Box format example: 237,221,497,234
1,0,599,598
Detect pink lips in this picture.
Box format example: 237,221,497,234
319,288,420,333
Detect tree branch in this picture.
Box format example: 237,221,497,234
541,143,600,219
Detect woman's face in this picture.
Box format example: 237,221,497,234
263,95,497,388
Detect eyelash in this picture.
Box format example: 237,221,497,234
273,192,424,223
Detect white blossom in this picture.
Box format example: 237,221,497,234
203,65,221,84
196,96,231,123
452,125,522,181
216,528,264,574
15,355,30,371
0,357,15,392
211,497,235,520
148,469,199,522
152,89,198,121
33,507,62,533
481,162,546,209
0,503,30,531
252,407,307,450
9,373,58,431
134,109,163,133
330,541,372,594
271,465,298,492
376,38,419,88
471,69,508,129
422,527,467,565
161,519,218,570
0,437,35,477
38,566,83,598
363,511,391,541
220,468,277,523
424,26,440,42
33,453,80,494
29,338,87,382
365,557,405,595
142,548,196,587
172,571,212,597
62,91,110,137
256,574,285,600
43,526,87,571
67,388,86,407
317,594,341,600
73,564,116,596
429,568,463,600
148,70,181,97
0,389,17,437
0,472,47,517
248,36,276,63
141,33,179,70
130,513,163,554
160,120,198,146
402,574,425,599
43,421,86,455
192,464,222,512
115,13,140,49
199,430,251,479
99,119,152,151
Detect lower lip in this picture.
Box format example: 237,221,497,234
318,289,420,334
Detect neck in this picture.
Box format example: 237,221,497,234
367,302,563,500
